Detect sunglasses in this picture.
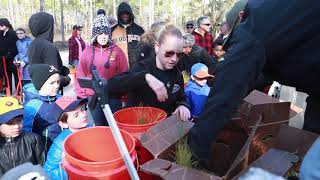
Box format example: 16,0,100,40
164,51,184,58
202,23,211,26
186,26,194,29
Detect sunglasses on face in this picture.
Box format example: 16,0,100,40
164,51,184,58
186,26,194,29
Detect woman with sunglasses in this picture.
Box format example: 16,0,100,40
75,12,128,126
109,24,191,121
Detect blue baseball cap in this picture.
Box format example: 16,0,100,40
191,63,214,79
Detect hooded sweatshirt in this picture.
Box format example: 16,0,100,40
112,2,145,68
27,12,69,78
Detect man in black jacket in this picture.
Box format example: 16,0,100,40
112,2,145,68
27,12,70,88
188,0,320,162
0,18,18,94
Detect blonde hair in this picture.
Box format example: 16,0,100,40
140,21,167,46
156,24,183,45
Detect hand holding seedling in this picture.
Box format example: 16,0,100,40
145,73,168,102
173,105,191,121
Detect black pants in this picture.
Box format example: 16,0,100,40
303,96,320,134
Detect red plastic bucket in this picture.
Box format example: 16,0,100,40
62,126,137,180
114,107,167,139
114,107,167,180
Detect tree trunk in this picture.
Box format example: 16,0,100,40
113,0,117,18
90,0,93,36
40,0,45,11
53,0,58,27
59,0,65,43
202,0,205,16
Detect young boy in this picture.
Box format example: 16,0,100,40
44,96,89,180
14,28,33,86
0,97,45,176
23,64,62,150
185,63,213,118
213,39,225,62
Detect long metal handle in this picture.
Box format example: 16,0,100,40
102,104,140,180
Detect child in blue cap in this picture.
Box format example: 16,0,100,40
185,63,214,118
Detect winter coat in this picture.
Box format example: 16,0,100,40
75,44,128,98
109,57,189,115
0,132,45,176
68,36,86,62
185,80,210,117
23,83,62,149
188,0,320,160
0,28,18,61
14,36,33,80
44,129,71,180
111,2,145,68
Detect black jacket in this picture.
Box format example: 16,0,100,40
109,58,189,115
111,2,145,67
0,28,18,61
0,132,45,175
177,44,217,75
189,0,320,159
27,12,70,86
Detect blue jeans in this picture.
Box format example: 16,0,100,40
89,99,122,126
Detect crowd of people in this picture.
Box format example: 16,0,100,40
0,0,320,179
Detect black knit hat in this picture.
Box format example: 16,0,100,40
28,64,60,90
0,18,11,27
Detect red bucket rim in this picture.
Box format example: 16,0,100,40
63,126,136,165
114,107,167,128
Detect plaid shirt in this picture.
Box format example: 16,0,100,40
192,29,214,55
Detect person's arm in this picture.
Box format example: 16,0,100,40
34,134,45,165
108,62,149,94
43,141,67,179
68,38,75,61
108,61,168,102
173,71,191,121
189,26,266,159
6,33,18,60
75,51,94,98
